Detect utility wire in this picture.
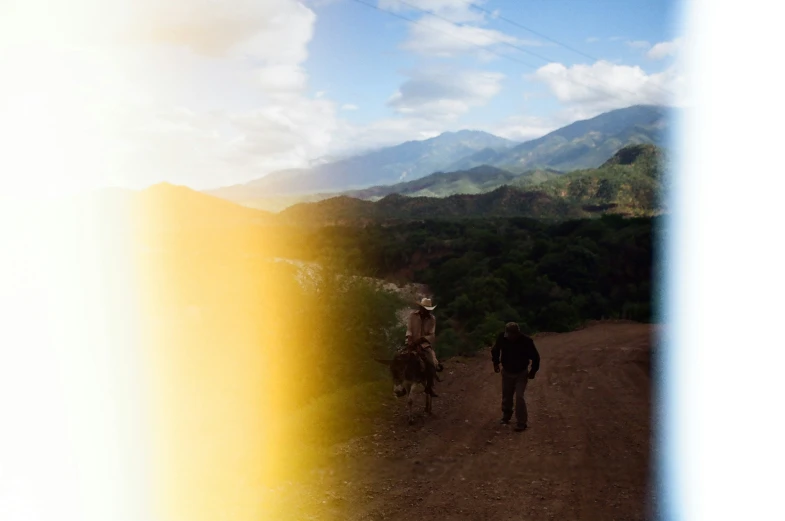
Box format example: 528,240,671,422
394,0,558,65
350,0,676,101
348,0,540,68
456,0,675,98
456,0,602,63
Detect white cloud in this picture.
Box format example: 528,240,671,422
0,0,689,197
326,117,455,157
490,55,690,142
626,40,652,50
0,0,520,194
302,0,344,7
387,67,505,120
531,60,686,118
0,0,348,193
95,94,342,191
326,64,510,154
379,1,542,58
586,37,600,43
522,91,547,101
401,15,535,57
379,0,487,24
341,104,359,111
648,37,684,60
486,114,560,142
256,63,309,94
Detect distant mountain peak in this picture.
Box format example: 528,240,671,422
443,129,494,136
447,104,669,173
206,128,517,198
415,129,512,144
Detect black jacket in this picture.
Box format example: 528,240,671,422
491,332,540,376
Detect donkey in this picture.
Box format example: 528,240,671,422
375,350,433,425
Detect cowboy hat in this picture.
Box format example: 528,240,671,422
416,297,436,311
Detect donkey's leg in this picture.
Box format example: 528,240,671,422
425,392,432,414
405,382,415,424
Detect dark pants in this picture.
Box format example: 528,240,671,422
501,368,529,426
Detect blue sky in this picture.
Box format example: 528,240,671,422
307,0,680,129
0,0,685,194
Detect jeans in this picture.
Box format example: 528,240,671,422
501,368,529,426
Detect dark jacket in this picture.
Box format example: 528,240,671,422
491,332,540,376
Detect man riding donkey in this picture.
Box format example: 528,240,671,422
403,297,444,397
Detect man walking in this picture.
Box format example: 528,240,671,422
491,322,540,432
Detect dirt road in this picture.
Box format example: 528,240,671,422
264,322,656,521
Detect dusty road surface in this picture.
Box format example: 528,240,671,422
264,322,657,521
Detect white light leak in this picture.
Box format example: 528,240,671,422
0,196,152,521
0,2,152,518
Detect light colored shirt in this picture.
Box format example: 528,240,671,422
406,311,436,347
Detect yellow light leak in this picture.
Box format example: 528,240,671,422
1,188,335,521
134,193,331,521
0,2,337,520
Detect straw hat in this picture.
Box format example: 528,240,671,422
417,297,436,311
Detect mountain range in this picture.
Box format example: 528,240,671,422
276,144,665,226
83,142,663,238
205,104,670,206
206,130,517,200
447,104,669,173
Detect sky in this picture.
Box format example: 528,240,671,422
0,0,685,196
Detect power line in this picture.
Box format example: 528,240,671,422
456,0,674,98
394,0,558,65
347,0,540,69
457,0,601,63
349,0,676,101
